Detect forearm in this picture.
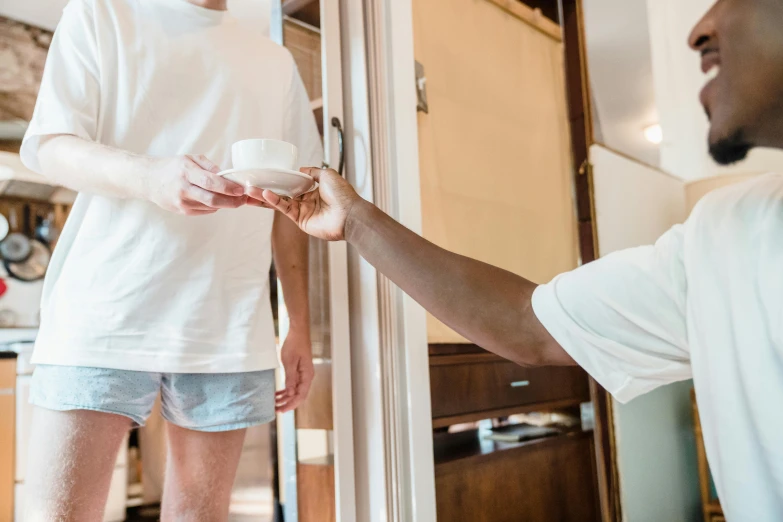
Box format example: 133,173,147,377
345,200,573,366
37,135,152,199
273,212,311,331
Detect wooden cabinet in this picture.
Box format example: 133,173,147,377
0,356,15,522
435,431,599,522
430,345,599,522
414,0,578,345
297,457,335,522
430,354,589,427
693,390,723,522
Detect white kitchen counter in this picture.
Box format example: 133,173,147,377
0,329,37,348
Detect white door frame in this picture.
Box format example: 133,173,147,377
320,1,357,521
341,0,438,520
270,2,357,521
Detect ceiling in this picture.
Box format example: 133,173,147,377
583,0,660,168
0,0,66,31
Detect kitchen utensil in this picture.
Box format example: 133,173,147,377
22,204,31,236
0,234,31,263
218,168,317,198
0,309,17,327
35,212,59,245
5,239,50,282
0,215,9,243
0,209,31,263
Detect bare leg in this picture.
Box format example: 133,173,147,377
161,423,247,521
24,407,131,522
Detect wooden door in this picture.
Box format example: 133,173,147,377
0,358,15,522
412,0,579,343
412,1,600,520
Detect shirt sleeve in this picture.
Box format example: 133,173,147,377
20,0,101,173
283,64,323,170
532,224,691,403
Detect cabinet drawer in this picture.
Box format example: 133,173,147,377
435,432,599,522
0,358,14,389
430,359,589,421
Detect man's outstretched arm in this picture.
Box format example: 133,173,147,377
250,168,573,368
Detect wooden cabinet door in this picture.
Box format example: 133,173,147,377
412,0,578,343
0,359,15,522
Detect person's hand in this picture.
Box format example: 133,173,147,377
246,167,361,241
275,327,315,413
146,155,247,215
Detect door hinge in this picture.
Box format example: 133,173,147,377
578,159,592,176
415,60,429,113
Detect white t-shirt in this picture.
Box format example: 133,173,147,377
20,0,322,372
533,174,783,521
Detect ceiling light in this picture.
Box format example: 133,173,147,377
644,124,663,144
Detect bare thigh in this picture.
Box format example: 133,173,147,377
161,422,247,522
24,407,131,522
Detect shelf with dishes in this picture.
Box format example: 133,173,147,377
428,344,600,522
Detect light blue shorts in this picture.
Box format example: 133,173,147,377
30,365,277,432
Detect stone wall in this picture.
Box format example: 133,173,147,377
0,16,51,121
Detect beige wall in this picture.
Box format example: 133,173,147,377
590,144,701,522
413,0,578,343
591,147,764,521
685,173,760,214
591,145,685,254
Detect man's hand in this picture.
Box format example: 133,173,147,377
247,167,361,240
147,155,248,215
275,327,315,413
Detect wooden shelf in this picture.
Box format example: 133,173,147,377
297,456,335,522
294,361,332,430
430,352,502,366
433,426,589,467
433,427,600,521
311,98,323,133
486,0,562,41
283,0,320,28
299,455,333,467
431,398,585,429
428,343,486,356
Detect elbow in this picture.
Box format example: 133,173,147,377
492,338,573,368
479,310,573,368
504,340,552,368
35,135,69,184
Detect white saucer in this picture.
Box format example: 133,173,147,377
219,167,317,198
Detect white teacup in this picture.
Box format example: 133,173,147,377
232,139,298,171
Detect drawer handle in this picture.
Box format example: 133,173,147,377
0,388,13,396
510,380,530,388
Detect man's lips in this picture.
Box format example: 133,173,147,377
701,49,721,75
700,49,721,115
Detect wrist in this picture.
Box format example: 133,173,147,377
345,198,373,243
287,320,311,336
135,155,158,201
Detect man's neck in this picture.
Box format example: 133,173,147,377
184,0,227,10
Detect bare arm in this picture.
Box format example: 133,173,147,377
254,168,574,368
344,200,572,367
272,212,315,412
36,134,247,214
38,135,154,198
272,212,311,332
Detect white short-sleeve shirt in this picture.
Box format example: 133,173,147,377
533,174,783,520
21,0,322,373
